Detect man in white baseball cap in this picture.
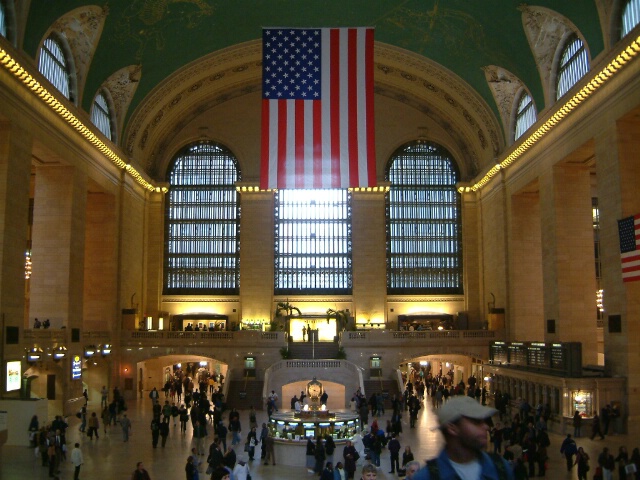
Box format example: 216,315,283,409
412,396,513,480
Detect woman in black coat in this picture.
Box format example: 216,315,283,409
342,440,358,480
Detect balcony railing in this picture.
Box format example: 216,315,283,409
341,329,501,345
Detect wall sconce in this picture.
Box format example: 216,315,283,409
84,345,96,358
52,346,67,360
27,346,44,363
124,367,129,373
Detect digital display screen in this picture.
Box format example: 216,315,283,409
6,360,21,392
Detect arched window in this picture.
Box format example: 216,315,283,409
621,0,640,37
164,142,241,294
0,0,15,45
514,91,536,141
275,189,351,294
38,35,74,101
386,141,462,295
91,91,114,141
556,34,589,100
0,1,6,38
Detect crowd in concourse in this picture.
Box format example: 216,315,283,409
25,362,640,480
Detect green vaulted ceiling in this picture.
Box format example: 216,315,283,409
23,0,605,137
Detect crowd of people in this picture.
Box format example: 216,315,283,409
25,365,640,480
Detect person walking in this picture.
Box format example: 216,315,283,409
560,434,578,472
70,443,83,480
100,385,108,409
264,431,276,466
387,433,401,474
120,413,132,442
87,412,99,439
159,418,170,447
575,446,590,480
598,447,615,480
193,420,207,455
343,439,359,480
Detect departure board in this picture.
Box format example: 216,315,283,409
550,344,565,370
490,342,508,364
508,344,528,366
489,341,582,377
527,343,549,368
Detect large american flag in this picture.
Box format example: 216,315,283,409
260,27,376,190
618,213,640,282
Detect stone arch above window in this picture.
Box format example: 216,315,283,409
520,5,589,108
483,66,536,145
44,5,107,105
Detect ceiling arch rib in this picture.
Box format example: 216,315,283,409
520,5,590,109
125,41,504,183
483,66,532,145
43,5,108,105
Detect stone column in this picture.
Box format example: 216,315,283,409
30,166,87,330
29,165,87,403
509,192,544,340
239,191,275,320
351,191,387,325
460,191,482,327
539,164,598,364
0,122,32,385
595,118,640,436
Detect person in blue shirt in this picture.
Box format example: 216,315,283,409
412,396,514,480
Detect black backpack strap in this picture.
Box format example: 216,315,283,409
426,459,440,480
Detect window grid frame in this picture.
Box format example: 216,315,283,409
385,141,463,295
514,91,536,141
622,0,640,38
0,1,6,38
163,142,241,295
38,36,71,100
556,35,590,100
274,189,352,295
91,91,113,141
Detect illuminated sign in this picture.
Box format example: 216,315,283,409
6,360,21,392
71,355,82,380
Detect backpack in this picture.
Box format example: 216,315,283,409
426,453,509,480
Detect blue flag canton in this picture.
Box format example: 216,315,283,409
262,29,321,100
618,216,637,253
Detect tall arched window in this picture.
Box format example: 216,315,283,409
164,142,241,294
556,34,589,100
38,35,74,101
275,189,351,295
91,91,114,141
514,91,536,141
0,0,16,45
0,1,7,38
621,0,640,37
386,141,462,294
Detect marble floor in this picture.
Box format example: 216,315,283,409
0,396,636,480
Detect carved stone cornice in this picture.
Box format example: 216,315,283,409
124,40,503,181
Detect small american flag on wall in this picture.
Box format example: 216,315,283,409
260,27,376,190
618,213,640,282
